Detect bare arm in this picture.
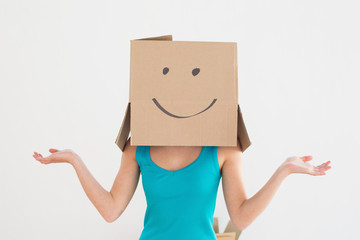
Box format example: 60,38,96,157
70,156,115,222
230,163,289,230
221,140,331,231
33,138,140,223
108,138,140,222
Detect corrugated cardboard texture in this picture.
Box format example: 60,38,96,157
115,35,251,151
130,38,237,146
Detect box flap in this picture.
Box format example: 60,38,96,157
133,35,173,41
115,102,131,152
237,104,251,152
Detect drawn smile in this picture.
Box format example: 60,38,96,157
152,98,217,118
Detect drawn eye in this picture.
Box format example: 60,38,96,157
192,68,200,76
163,67,169,75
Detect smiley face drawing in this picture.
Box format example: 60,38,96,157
152,66,218,118
123,36,247,147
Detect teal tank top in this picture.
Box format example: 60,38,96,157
135,145,222,240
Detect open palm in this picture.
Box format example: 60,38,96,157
282,156,331,176
33,148,78,165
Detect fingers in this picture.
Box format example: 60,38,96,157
317,161,330,166
33,148,61,165
33,151,50,165
317,165,331,172
315,161,331,171
314,170,326,176
33,152,42,158
311,161,331,176
310,167,325,176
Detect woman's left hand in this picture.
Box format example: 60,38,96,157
281,156,331,176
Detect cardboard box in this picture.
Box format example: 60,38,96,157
115,35,251,151
213,217,242,240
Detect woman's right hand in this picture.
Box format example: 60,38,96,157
33,148,80,165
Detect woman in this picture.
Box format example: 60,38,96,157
32,137,331,239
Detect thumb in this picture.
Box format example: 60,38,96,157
49,148,59,153
301,155,313,162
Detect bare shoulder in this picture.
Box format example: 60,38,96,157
218,138,244,168
122,137,137,161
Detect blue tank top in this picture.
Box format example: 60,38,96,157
135,145,222,240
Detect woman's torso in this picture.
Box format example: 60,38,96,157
135,145,223,240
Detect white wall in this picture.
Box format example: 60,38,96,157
0,0,359,239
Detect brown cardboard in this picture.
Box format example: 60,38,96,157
115,35,251,151
213,217,242,240
215,232,236,240
213,217,219,233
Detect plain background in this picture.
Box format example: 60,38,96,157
0,0,359,239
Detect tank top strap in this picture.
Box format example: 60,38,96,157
135,145,149,170
201,146,221,177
